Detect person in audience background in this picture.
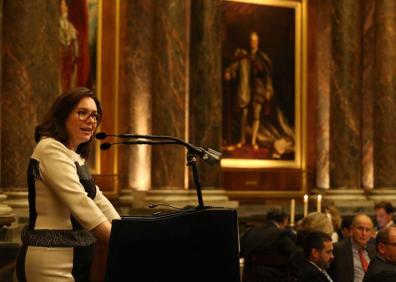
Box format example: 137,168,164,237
295,212,334,246
374,201,394,231
240,208,297,282
328,213,376,282
290,212,334,279
363,225,396,282
297,231,334,282
325,205,342,243
338,216,353,241
16,87,120,281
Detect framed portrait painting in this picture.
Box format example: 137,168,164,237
221,0,307,169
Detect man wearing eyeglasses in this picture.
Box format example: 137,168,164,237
328,213,376,282
363,225,396,282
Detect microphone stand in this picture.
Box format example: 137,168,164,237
98,135,218,210
186,151,205,209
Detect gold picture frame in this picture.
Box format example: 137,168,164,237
90,0,121,197
221,0,307,170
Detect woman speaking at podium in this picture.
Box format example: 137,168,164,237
16,87,120,281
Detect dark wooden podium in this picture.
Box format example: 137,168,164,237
105,207,240,282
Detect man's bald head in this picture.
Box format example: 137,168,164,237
351,213,374,248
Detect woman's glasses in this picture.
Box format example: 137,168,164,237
76,110,101,123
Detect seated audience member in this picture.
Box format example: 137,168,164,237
290,212,334,279
240,208,297,282
328,213,376,282
374,201,394,231
363,225,396,282
295,212,334,246
297,231,334,282
338,216,352,240
325,205,342,242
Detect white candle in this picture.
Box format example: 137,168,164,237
303,194,308,217
290,198,295,226
317,194,322,212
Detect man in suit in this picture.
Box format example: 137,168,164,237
363,225,396,282
240,208,297,282
374,201,395,231
328,213,376,282
297,231,334,282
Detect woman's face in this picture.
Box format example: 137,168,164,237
65,97,99,150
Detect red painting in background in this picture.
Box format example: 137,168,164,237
60,0,91,92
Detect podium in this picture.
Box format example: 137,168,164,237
105,207,240,282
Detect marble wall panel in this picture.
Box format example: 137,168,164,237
362,0,375,189
151,0,190,189
374,0,396,187
122,0,155,190
189,0,222,189
0,0,3,190
315,0,332,189
330,0,362,188
2,1,59,188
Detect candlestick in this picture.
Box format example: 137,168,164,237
303,194,308,217
290,198,295,226
317,194,322,212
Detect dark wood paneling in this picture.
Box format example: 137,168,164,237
223,168,304,191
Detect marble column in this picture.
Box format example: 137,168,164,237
315,0,332,189
189,0,222,189
122,0,154,191
373,0,396,188
0,0,3,190
362,0,375,189
2,1,59,188
329,0,362,188
151,0,190,189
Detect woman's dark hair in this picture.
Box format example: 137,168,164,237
35,87,102,158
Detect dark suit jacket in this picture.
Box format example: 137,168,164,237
363,256,396,282
328,238,376,282
297,260,332,282
240,222,297,282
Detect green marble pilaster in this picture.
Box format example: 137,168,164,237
122,0,155,191
151,0,190,189
2,1,59,188
189,0,222,189
315,0,332,189
362,0,375,189
329,0,362,188
373,0,396,188
0,0,3,190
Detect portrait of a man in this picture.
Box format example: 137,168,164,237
222,1,298,162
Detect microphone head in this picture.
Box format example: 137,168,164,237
95,132,107,140
201,147,222,164
100,143,112,150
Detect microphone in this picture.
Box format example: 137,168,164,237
200,147,222,164
96,132,135,140
95,132,108,140
96,132,219,209
96,132,222,163
96,132,165,140
100,140,181,150
100,143,112,150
